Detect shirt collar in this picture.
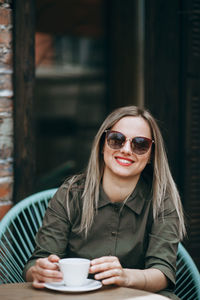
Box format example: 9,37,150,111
98,174,152,215
98,186,112,208
124,175,152,214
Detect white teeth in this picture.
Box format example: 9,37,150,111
117,158,132,164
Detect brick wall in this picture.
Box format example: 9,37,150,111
0,0,13,219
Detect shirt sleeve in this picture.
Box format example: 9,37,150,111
23,183,72,279
145,196,180,288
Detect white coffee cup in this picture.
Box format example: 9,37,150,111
58,258,90,286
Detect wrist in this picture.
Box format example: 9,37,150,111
124,268,168,292
123,268,148,290
26,266,34,282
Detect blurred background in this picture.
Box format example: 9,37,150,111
0,0,199,269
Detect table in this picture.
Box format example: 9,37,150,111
0,282,169,300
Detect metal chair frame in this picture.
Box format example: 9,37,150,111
0,189,57,283
175,243,200,299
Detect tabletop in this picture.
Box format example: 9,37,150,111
0,282,169,300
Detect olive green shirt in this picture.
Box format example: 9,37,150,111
23,174,180,299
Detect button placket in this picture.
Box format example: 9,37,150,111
111,231,117,236
108,203,123,255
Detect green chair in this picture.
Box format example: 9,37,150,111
0,189,200,300
175,243,200,300
0,189,57,284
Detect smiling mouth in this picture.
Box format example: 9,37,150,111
115,157,134,166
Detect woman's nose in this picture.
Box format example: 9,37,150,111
120,140,132,154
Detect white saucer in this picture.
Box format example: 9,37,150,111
44,279,102,292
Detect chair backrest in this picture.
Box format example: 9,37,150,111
0,189,57,284
175,243,200,300
0,189,200,298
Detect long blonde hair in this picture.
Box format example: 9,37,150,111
66,106,186,239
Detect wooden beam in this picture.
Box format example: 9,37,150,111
145,0,200,269
107,0,144,110
180,0,200,269
144,0,181,185
35,0,105,37
13,0,36,202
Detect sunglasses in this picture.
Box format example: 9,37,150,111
105,130,154,155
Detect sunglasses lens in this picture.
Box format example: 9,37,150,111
106,131,125,149
132,137,152,154
106,131,153,154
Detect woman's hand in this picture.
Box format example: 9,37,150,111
89,256,130,286
27,254,63,288
90,256,168,292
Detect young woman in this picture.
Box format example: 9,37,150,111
24,106,185,299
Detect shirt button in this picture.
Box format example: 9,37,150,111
111,231,117,236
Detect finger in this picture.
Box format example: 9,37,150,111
90,262,112,273
35,273,63,283
36,267,63,280
95,268,122,280
91,256,118,265
48,254,60,262
37,258,58,270
90,261,121,274
32,277,63,289
32,280,45,289
32,269,63,288
101,276,122,286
